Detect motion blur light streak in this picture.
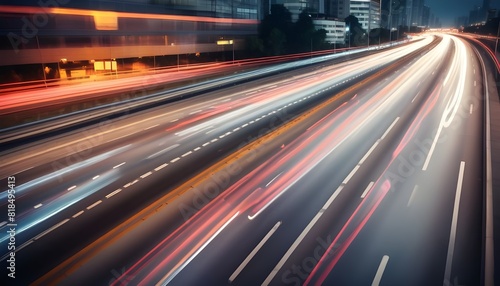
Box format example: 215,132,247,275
1,31,495,286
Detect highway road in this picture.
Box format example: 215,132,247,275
0,33,494,285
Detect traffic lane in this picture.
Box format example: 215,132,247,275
0,42,415,235
5,118,285,285
0,69,312,213
317,38,483,285
13,36,438,282
148,112,395,286
0,70,358,245
262,36,460,286
0,100,300,284
325,108,483,286
34,86,351,285
46,54,406,284
108,36,442,284
0,35,435,188
0,39,398,181
167,59,443,285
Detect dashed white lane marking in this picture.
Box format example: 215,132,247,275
229,221,282,283
171,157,180,163
443,161,466,285
87,200,102,210
106,189,122,199
359,141,379,165
154,163,168,171
34,203,42,209
182,151,192,157
381,117,400,140
113,162,126,169
474,80,476,87
372,255,390,286
72,210,84,218
123,179,138,188
202,142,210,147
343,165,360,185
92,175,100,180
170,118,179,122
68,185,77,191
140,171,152,179
361,182,374,199
194,147,201,151
470,104,473,114
263,185,344,285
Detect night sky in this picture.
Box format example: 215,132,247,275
425,0,500,27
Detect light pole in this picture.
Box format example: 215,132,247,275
495,19,500,57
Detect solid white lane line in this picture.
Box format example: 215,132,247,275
34,203,42,209
157,212,239,285
443,161,465,285
113,162,126,169
361,182,374,199
72,210,84,218
359,141,379,165
87,200,102,210
229,221,282,283
407,185,419,207
343,165,360,185
263,186,345,286
154,163,168,171
381,117,400,140
372,255,390,286
106,189,122,199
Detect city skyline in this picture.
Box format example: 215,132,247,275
426,0,498,27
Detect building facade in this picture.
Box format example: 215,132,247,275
313,18,346,44
350,0,381,31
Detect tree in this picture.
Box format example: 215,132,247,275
345,15,367,46
259,5,293,55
